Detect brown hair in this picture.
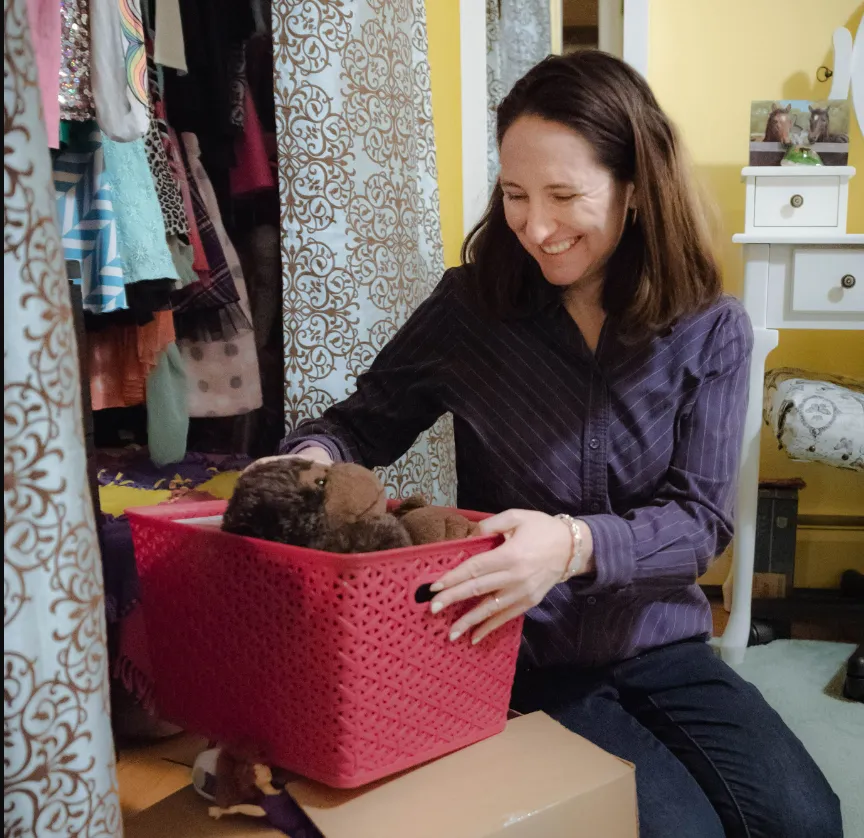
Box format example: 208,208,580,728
461,51,722,341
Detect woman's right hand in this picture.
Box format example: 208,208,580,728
243,446,334,474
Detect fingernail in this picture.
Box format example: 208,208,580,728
429,582,443,593
430,601,443,615
471,635,482,646
449,630,461,642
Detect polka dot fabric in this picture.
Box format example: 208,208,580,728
178,134,262,418
128,501,522,789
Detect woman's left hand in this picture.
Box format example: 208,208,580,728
429,509,594,645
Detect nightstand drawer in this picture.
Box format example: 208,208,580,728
754,176,840,228
791,248,864,313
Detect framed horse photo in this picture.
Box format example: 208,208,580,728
749,99,850,166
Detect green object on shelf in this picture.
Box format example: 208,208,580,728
780,145,823,166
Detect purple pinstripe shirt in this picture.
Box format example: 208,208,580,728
281,268,753,667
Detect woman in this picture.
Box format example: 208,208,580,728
271,52,842,837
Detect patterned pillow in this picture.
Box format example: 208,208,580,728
764,368,864,471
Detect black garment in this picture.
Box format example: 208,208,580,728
162,0,254,204
83,279,175,331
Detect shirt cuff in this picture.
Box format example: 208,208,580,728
277,435,344,463
570,514,635,595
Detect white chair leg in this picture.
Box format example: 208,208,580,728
720,327,779,665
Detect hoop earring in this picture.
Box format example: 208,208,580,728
630,206,639,225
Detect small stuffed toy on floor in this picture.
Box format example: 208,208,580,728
222,459,481,551
192,747,324,836
192,747,282,820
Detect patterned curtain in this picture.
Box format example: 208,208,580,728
4,1,122,835
486,0,551,190
273,0,455,505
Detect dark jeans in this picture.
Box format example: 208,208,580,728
511,640,842,838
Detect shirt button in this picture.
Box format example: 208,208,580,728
587,596,597,605
589,437,600,450
590,501,601,513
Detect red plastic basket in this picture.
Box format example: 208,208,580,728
127,500,522,788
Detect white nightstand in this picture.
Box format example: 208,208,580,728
719,166,864,664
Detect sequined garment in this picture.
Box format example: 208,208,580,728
60,0,95,120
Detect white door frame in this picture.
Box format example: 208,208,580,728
622,0,649,78
460,0,490,236
459,0,650,236
598,0,623,59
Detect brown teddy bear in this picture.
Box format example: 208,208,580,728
394,495,481,544
222,459,479,551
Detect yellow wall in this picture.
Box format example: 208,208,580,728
649,1,864,586
428,0,464,268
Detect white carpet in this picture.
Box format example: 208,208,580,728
733,640,863,838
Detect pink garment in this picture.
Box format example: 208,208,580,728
26,0,61,146
167,124,210,279
229,86,275,197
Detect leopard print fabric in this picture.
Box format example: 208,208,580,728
142,21,189,240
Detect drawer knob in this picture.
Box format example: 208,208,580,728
841,274,856,289
790,194,804,208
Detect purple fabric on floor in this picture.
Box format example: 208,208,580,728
100,514,139,623
260,794,324,837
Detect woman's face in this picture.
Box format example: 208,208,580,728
499,115,633,292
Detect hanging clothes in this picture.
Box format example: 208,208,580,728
53,124,178,314
250,0,268,35
245,31,276,134
54,127,127,313
153,0,187,72
162,0,255,211
179,133,262,418
229,44,246,131
141,1,189,242
26,0,61,146
83,278,174,331
91,0,150,141
236,224,280,352
101,132,178,284
59,0,96,121
168,236,199,288
89,310,176,409
229,84,275,198
89,309,190,467
146,342,189,466
170,128,252,344
168,137,211,283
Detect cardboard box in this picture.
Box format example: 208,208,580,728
290,712,637,838
125,713,637,838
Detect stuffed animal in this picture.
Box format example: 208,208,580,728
192,747,283,821
222,459,412,552
394,495,481,544
222,459,479,551
192,747,322,834
209,750,282,820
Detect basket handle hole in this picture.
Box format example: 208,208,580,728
414,583,434,604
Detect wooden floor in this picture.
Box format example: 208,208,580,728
117,600,855,827
118,731,209,824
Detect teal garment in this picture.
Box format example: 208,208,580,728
168,235,199,288
146,343,189,466
100,133,179,285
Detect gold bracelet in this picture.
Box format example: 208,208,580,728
555,514,583,582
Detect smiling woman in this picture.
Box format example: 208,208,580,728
463,50,722,345
274,48,842,838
